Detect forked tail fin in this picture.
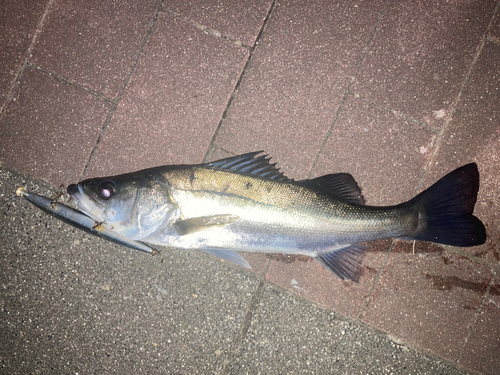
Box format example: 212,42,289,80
411,163,486,247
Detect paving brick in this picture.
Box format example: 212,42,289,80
353,0,497,129
459,276,500,375
423,41,500,268
85,13,248,178
162,0,272,46
0,0,48,109
215,0,386,180
31,0,159,98
0,68,110,186
363,241,493,362
313,95,437,206
266,240,391,319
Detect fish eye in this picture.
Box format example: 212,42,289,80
97,181,116,200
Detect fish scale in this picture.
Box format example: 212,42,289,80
164,166,419,243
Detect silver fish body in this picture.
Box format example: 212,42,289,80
66,152,486,281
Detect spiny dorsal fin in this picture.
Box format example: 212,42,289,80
298,173,365,205
205,152,291,182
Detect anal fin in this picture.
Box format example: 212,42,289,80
202,249,251,269
315,244,368,283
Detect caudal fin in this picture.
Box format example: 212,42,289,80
411,163,486,247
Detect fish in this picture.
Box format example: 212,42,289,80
16,187,154,254
64,152,485,282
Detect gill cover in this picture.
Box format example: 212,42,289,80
68,175,176,240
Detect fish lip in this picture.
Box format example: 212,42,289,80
67,184,107,223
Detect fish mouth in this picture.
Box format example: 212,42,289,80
67,184,107,223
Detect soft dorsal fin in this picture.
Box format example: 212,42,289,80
205,152,291,182
298,173,365,205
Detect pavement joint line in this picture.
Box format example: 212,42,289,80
210,145,238,161
485,0,500,47
415,0,500,194
218,253,276,373
25,63,115,104
80,6,162,180
352,91,439,134
80,104,119,181
225,269,472,375
487,0,500,37
161,8,251,50
308,0,391,179
0,0,55,117
443,244,497,270
487,34,500,45
455,267,498,363
203,0,277,163
357,239,395,321
220,279,266,374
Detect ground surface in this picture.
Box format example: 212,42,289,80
1,1,499,374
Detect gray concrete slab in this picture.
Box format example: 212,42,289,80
1,163,258,374
223,284,470,374
0,163,474,374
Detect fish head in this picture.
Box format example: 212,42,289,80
67,173,176,239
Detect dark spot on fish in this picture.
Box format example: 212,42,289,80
189,172,196,186
245,182,252,190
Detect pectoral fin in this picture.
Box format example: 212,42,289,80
315,244,368,283
173,214,239,235
202,249,251,269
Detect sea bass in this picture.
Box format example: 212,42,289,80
66,152,486,282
